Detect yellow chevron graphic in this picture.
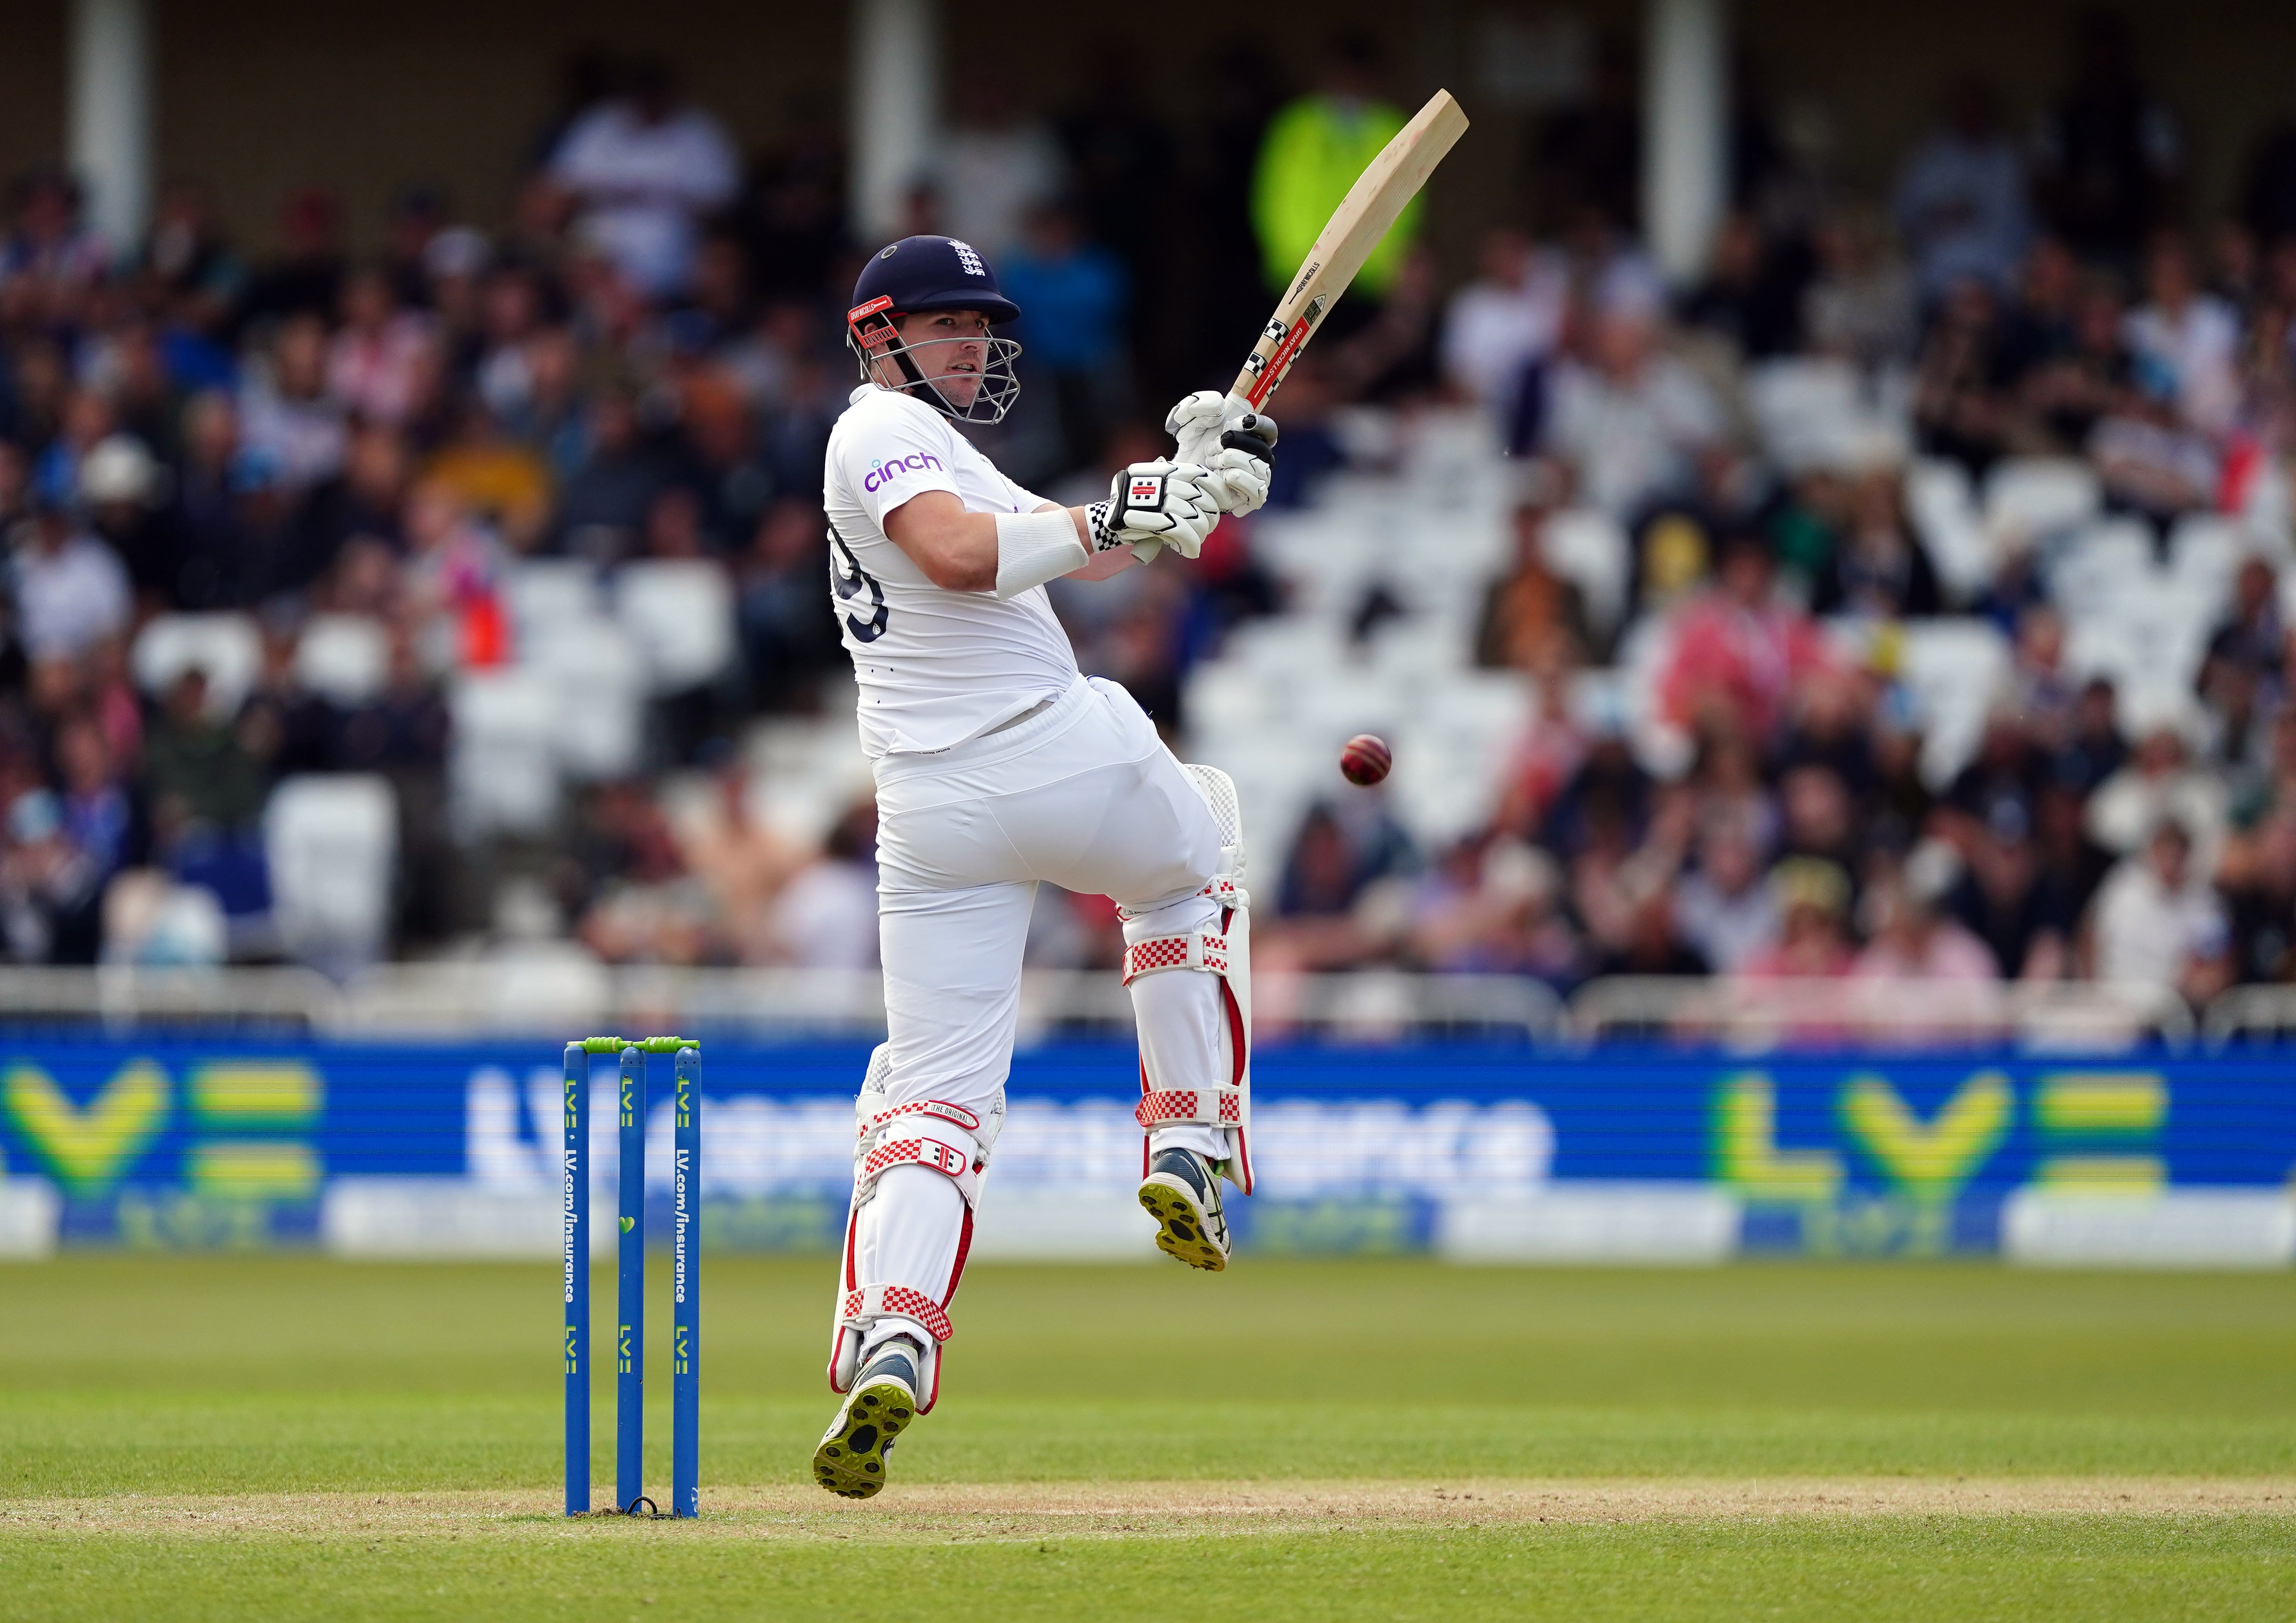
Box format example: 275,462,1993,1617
3,1060,172,1193
1838,1071,2013,1200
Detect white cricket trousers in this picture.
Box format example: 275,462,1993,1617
852,675,1226,1355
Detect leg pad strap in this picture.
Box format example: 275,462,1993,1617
839,1283,953,1345
854,1098,988,1205
1136,1086,1246,1129
1123,930,1231,983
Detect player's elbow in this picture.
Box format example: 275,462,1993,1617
915,545,994,593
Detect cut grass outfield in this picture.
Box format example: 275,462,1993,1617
0,1256,2290,1619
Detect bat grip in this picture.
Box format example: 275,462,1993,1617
1219,428,1275,465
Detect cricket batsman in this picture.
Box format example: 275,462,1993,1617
810,236,1274,1497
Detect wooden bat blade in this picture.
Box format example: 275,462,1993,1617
1231,88,1470,407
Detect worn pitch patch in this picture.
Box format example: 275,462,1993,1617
4,1479,2291,1541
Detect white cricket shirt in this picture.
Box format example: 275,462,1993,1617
823,384,1080,758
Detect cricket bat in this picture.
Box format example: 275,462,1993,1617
1230,88,1470,413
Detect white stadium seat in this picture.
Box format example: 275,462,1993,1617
131,613,264,720
294,614,390,707
449,669,560,838
1746,358,1862,470
1895,619,2012,788
615,560,736,694
1540,507,1630,634
265,774,397,971
2167,515,2248,607
1984,457,2101,548
529,619,647,781
1904,459,1993,601
503,559,603,646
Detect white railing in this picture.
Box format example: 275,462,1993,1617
0,966,2235,1050
0,965,1561,1042
0,966,349,1031
1566,976,2195,1052
2200,985,2296,1047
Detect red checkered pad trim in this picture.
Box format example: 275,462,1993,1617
864,1098,981,1136
1201,876,1247,908
1136,1087,1244,1129
861,1135,973,1188
840,1284,953,1344
1122,930,1229,985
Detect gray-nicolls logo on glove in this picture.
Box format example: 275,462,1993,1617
1087,458,1223,562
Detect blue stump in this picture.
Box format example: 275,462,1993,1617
562,1042,588,1516
616,1043,645,1513
672,1045,701,1517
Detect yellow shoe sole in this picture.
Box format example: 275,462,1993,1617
1138,1175,1229,1271
812,1375,916,1498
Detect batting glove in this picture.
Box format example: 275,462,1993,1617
1088,459,1223,560
1201,444,1272,516
1166,391,1280,468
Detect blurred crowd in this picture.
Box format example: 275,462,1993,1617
0,40,1337,971
6,15,2296,1017
1253,9,2296,1013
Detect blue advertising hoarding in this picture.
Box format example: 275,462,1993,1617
0,1038,2290,1258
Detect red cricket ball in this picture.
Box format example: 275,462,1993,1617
1339,733,1392,786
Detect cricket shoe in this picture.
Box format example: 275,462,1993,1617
1138,1146,1232,1271
813,1335,923,1498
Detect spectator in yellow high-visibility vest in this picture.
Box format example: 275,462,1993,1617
1250,37,1420,303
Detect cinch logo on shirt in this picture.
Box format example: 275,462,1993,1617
864,451,946,492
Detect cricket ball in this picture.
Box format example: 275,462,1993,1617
1339,733,1392,786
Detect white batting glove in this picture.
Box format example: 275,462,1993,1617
1165,391,1281,469
1088,459,1222,560
1201,444,1272,516
1166,391,1230,466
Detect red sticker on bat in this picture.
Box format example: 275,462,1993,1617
1246,317,1314,408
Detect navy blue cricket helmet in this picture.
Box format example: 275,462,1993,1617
846,236,1024,423
851,235,1022,325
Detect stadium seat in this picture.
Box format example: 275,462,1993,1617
745,717,874,847
614,560,736,694
2167,515,2245,602
1983,457,2101,548
448,669,560,838
1367,618,1468,681
1746,358,1864,471
1225,617,1349,682
293,614,390,707
1181,662,1277,737
1301,665,1408,740
1540,508,1630,634
131,613,264,719
1896,618,2012,787
527,619,645,781
2045,520,2154,621
265,774,397,972
1904,459,1993,601
503,559,603,649
1385,672,1534,845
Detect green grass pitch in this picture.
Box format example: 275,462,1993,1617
1,1254,2290,1620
